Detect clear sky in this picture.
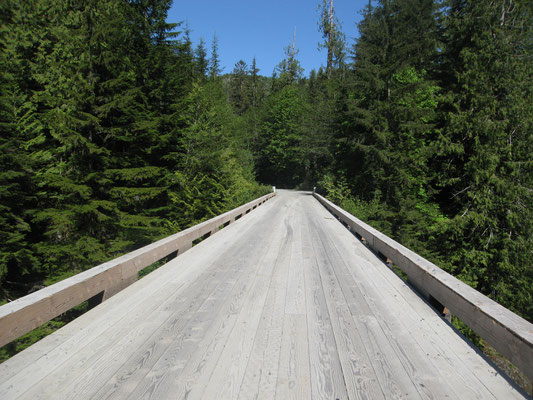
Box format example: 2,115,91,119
167,1,369,77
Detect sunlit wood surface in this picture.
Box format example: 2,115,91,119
0,190,527,399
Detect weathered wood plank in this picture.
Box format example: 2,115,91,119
307,220,386,400
284,204,306,316
313,192,533,383
194,253,279,398
0,199,275,399
28,262,239,399
344,236,525,400
275,209,311,400
301,213,349,400
303,205,421,400
309,205,489,400
91,203,280,400
198,225,289,400
131,200,285,400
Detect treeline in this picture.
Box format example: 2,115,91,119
221,0,532,324
0,0,268,301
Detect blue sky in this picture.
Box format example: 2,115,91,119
167,1,368,77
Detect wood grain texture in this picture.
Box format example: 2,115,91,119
301,214,349,400
0,191,528,400
306,199,478,399
275,208,311,400
303,204,418,400
313,192,533,383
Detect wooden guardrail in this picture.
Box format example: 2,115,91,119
313,192,533,383
0,192,276,348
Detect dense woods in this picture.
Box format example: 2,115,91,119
0,0,268,303
0,0,532,366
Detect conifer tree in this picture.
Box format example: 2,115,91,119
256,85,305,186
194,38,209,80
318,0,346,77
0,0,41,288
0,0,265,306
249,57,262,108
338,0,440,243
229,60,250,115
434,0,533,318
26,0,131,275
209,33,222,79
273,30,304,89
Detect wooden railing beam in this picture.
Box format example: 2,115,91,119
0,192,275,348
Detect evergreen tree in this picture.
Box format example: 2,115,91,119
228,60,250,115
256,85,305,186
434,0,533,319
300,68,341,188
0,0,266,310
25,0,134,276
0,0,41,289
318,0,346,77
337,0,440,242
209,33,222,79
194,38,208,80
273,30,304,88
249,57,262,108
171,80,263,227
243,57,265,160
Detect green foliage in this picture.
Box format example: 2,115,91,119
256,85,305,186
431,0,533,319
0,0,265,311
273,37,304,89
209,33,222,79
318,174,394,235
314,0,532,325
169,80,267,229
452,315,482,348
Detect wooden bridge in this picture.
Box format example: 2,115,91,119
0,190,532,399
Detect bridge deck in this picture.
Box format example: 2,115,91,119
0,191,527,399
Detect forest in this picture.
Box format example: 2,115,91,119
0,0,532,366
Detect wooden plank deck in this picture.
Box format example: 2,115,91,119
0,190,528,400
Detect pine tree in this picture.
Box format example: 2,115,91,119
171,79,262,227
318,0,346,77
273,29,304,88
338,0,440,243
228,60,250,115
209,33,222,79
0,0,41,290
434,0,533,319
25,0,132,277
256,85,305,186
194,38,208,80
249,57,262,108
300,68,342,189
